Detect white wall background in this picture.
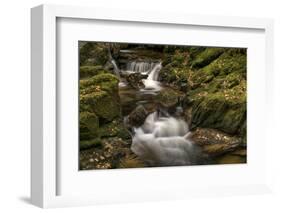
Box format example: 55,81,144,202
0,0,280,212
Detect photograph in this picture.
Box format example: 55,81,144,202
79,41,247,170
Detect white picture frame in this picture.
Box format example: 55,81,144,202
31,4,274,208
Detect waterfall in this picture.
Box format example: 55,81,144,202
142,62,162,91
131,112,201,166
108,47,120,78
147,63,162,81
126,61,158,74
111,59,120,78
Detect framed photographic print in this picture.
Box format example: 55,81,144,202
31,4,274,208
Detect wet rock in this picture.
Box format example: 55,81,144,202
80,73,121,123
157,88,184,108
80,111,99,140
121,72,147,89
79,42,108,66
190,95,246,135
190,128,242,156
79,65,107,78
99,119,131,140
190,47,224,69
79,137,146,170
80,138,102,150
127,105,148,127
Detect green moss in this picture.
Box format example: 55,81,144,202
157,88,184,108
190,47,224,69
188,48,247,134
159,66,189,89
190,84,246,134
80,73,120,124
80,138,102,150
99,119,131,140
81,91,120,123
80,111,99,140
209,52,245,76
79,65,108,78
79,42,109,66
80,73,119,93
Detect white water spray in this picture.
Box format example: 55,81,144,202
131,112,201,166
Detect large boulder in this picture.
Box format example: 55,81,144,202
190,128,242,156
99,119,131,140
80,73,120,123
190,47,224,69
79,65,108,78
79,73,121,150
126,105,149,127
186,49,247,136
80,111,99,140
121,72,147,89
157,87,184,108
79,42,108,66
190,93,246,134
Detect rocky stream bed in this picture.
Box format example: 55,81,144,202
79,42,247,170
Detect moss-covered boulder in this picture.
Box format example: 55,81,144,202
190,47,224,69
79,42,109,66
99,119,131,140
80,111,99,140
157,87,184,108
79,65,108,78
80,73,120,123
79,73,122,150
126,105,148,127
190,88,246,134
159,49,189,89
186,49,246,136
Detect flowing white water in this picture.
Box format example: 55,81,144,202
142,63,162,91
126,61,158,74
131,112,201,166
111,59,120,78
124,61,162,91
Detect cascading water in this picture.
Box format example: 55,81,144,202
124,61,162,91
119,58,202,166
131,112,201,166
111,59,120,78
142,62,162,91
126,61,158,74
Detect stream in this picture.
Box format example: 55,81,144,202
117,60,203,166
